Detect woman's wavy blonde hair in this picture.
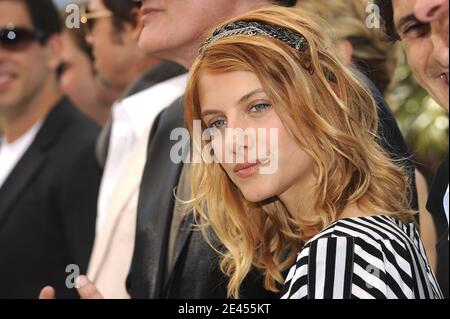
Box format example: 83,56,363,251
184,7,415,299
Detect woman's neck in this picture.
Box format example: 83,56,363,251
337,202,375,220
278,174,318,220
279,178,377,223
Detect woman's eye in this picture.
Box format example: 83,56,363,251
208,119,227,129
249,103,272,113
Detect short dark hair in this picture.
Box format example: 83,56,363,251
102,0,141,32
375,0,400,41
272,0,298,7
16,0,61,38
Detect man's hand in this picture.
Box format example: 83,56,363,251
39,286,56,299
39,276,104,299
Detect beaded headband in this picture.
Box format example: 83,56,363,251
201,21,336,82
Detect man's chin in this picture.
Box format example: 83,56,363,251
433,90,449,111
441,98,449,112
95,75,115,91
0,97,23,115
424,78,449,111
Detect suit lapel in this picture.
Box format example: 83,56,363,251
95,119,112,169
165,213,194,289
134,98,186,298
0,146,46,228
0,99,73,228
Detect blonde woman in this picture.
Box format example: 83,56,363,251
184,7,442,299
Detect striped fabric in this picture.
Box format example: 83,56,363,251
281,215,443,299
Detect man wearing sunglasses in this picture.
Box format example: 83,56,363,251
82,0,162,96
0,0,101,298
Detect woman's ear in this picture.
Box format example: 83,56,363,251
336,39,353,67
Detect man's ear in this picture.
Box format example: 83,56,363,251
129,7,144,42
336,39,353,67
44,33,64,71
118,8,143,45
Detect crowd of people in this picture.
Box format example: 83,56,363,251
0,0,448,299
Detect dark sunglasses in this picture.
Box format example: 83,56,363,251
0,26,48,52
81,8,113,33
80,1,142,33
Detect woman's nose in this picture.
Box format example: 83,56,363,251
222,120,258,162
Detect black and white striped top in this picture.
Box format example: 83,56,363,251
281,215,443,299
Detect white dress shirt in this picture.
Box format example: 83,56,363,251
0,120,43,189
96,73,188,234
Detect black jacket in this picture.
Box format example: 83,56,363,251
0,99,101,299
427,155,449,298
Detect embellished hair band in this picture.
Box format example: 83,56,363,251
200,21,336,82
201,21,309,53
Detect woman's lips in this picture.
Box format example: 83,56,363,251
234,162,260,178
233,159,270,179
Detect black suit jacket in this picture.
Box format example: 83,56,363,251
0,98,101,299
128,76,415,299
427,155,449,298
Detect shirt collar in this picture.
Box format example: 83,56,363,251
0,119,44,150
112,73,188,138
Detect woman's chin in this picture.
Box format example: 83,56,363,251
241,190,273,203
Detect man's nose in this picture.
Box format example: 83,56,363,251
431,30,449,68
414,0,449,23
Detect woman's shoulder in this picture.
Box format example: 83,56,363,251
307,215,417,249
281,215,442,299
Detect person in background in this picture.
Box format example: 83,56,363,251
0,0,100,298
60,23,120,126
376,0,449,298
298,0,439,275
82,0,172,169
61,0,185,299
